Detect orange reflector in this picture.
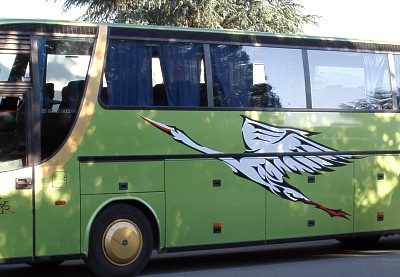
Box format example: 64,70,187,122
55,200,66,206
377,211,385,222
213,222,222,234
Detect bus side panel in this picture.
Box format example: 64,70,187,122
35,166,81,256
79,161,166,253
165,159,266,248
354,155,400,233
80,161,165,194
266,166,354,240
0,168,33,259
80,192,166,255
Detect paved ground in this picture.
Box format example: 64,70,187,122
1,236,400,276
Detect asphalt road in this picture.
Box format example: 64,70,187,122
1,236,400,276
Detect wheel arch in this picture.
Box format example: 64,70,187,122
82,197,161,257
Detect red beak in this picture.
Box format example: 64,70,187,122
140,115,174,135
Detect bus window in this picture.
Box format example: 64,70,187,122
0,95,26,172
308,50,392,110
0,54,30,83
103,41,206,108
245,47,305,108
209,45,252,107
151,52,207,107
157,43,205,107
393,55,400,109
40,38,94,160
103,41,153,107
151,55,167,106
209,45,305,108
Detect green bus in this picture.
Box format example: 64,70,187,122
1,19,400,276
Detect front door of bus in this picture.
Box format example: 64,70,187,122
0,88,33,260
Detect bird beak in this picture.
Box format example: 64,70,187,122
140,115,174,135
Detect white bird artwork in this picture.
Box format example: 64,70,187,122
141,115,352,219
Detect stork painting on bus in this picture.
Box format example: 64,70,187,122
141,115,353,220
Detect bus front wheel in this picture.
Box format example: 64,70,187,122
86,204,153,277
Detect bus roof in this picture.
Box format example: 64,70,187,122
1,18,400,51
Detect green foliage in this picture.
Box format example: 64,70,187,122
58,0,318,33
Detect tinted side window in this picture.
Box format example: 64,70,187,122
308,50,392,110
40,38,94,160
0,94,26,172
209,45,306,108
103,41,206,107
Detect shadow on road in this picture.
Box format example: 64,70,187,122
1,236,400,276
0,261,93,277
142,236,400,275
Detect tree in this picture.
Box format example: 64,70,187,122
57,0,318,33
339,90,394,110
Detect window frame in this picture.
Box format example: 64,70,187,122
102,28,400,112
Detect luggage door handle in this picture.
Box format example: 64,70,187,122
15,178,33,190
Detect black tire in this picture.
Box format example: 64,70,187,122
86,204,153,277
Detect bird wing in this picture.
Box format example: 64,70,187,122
241,116,351,176
223,156,311,202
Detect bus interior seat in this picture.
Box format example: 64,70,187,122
100,87,109,104
42,80,85,158
42,83,55,110
200,83,207,106
153,84,168,106
0,97,19,111
58,80,85,113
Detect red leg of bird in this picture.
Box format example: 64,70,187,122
306,200,350,220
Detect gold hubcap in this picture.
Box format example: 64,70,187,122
102,220,143,266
